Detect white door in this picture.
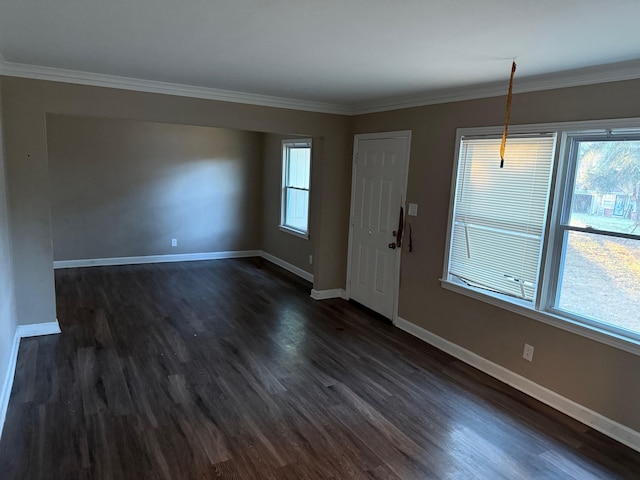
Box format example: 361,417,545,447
348,131,411,320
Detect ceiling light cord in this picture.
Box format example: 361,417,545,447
500,60,517,168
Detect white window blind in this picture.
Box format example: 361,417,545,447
448,134,556,301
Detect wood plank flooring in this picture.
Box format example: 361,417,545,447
1,258,639,479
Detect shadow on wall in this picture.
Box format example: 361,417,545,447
152,160,244,247
46,114,264,261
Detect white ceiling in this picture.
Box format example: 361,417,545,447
1,0,640,113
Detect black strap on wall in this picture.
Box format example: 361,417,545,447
396,206,404,248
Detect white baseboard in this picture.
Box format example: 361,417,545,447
395,317,640,453
54,250,318,286
16,320,62,338
260,251,314,283
53,250,261,269
0,319,62,440
0,328,20,441
310,288,347,301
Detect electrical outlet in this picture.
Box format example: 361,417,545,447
309,255,313,264
171,238,177,247
523,343,534,362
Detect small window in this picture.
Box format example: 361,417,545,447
281,139,311,237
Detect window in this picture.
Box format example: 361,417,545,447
443,121,640,352
448,134,556,302
281,139,311,237
551,134,640,339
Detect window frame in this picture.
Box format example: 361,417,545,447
544,130,640,342
446,132,557,303
280,139,312,239
442,119,640,356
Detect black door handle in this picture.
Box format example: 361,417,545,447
396,206,404,247
388,242,397,249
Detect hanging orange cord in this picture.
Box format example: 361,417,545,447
500,61,517,168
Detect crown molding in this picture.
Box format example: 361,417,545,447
0,54,351,115
2,53,640,116
349,59,640,115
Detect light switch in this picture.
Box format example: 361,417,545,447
408,203,418,216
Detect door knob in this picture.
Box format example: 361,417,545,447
388,242,397,249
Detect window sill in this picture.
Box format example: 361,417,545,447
440,279,640,356
279,225,309,240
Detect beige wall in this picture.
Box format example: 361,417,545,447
47,115,264,260
261,133,314,275
0,85,17,398
0,76,352,328
353,78,640,432
2,72,639,436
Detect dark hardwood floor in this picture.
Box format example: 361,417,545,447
1,258,639,479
